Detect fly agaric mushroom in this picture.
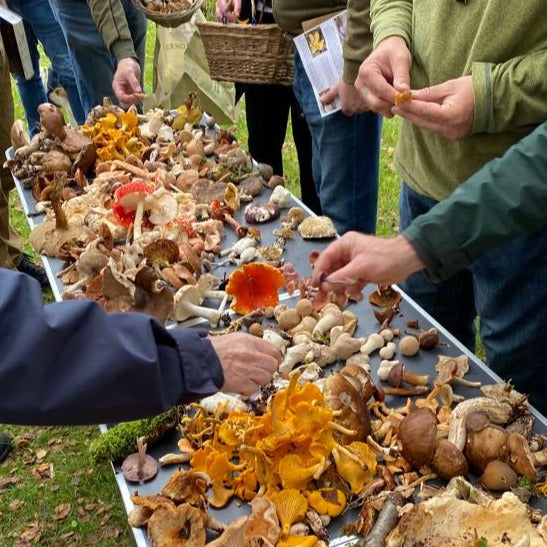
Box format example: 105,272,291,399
114,180,154,240
173,285,221,325
121,436,158,483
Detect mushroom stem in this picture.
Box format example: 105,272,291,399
328,422,357,436
134,200,144,240
452,377,482,388
137,436,147,481
224,214,247,238
403,370,430,386
382,386,429,396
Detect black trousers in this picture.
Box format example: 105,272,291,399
239,82,321,214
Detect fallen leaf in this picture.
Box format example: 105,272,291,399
35,449,47,460
55,503,71,521
0,477,18,491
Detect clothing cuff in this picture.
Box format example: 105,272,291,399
372,26,410,50
171,329,224,398
403,221,471,282
343,59,361,85
111,39,138,62
471,62,494,134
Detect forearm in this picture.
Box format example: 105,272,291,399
370,0,412,49
472,49,547,134
404,122,547,280
86,0,137,61
0,270,223,425
343,0,373,84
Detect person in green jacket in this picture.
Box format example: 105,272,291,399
350,0,547,409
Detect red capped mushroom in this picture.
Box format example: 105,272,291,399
114,180,154,239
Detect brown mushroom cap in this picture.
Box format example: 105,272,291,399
239,176,264,197
323,373,372,443
144,239,180,266
399,408,437,468
479,460,518,491
465,411,490,433
465,424,509,473
507,432,536,481
121,452,158,483
147,503,206,547
431,439,468,480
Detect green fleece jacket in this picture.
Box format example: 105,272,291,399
87,0,137,62
371,0,547,200
273,0,372,83
404,121,547,281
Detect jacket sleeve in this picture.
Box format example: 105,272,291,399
472,49,547,134
370,0,412,49
403,121,547,281
86,0,137,61
343,0,373,84
0,269,223,426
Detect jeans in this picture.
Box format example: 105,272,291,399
8,0,85,135
292,53,381,234
48,0,146,117
399,183,547,413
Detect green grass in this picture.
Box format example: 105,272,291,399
1,16,401,546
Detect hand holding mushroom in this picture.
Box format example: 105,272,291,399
208,333,282,396
311,232,425,299
112,58,143,109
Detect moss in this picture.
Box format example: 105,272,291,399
89,406,181,462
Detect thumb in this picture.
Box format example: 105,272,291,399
322,257,366,288
320,86,338,104
392,54,411,91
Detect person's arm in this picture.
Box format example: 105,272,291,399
404,120,547,280
342,0,372,85
369,0,412,50
472,50,547,134
0,269,279,426
86,0,136,61
311,121,547,291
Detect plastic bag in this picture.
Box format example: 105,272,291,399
150,10,239,125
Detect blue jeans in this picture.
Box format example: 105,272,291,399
8,0,85,135
399,183,547,413
293,53,381,235
48,0,147,116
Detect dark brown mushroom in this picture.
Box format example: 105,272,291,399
244,201,280,224
368,285,402,308
121,437,159,483
465,424,509,473
479,460,518,491
431,439,468,479
507,432,537,481
465,411,490,433
398,408,437,468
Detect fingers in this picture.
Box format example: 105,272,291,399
113,58,142,108
320,86,338,105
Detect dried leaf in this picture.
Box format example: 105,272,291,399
55,503,71,521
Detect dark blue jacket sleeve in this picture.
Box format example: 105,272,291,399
0,268,224,426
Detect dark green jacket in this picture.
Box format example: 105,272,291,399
404,121,547,281
273,0,372,83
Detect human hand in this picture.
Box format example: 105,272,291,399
209,332,281,396
392,76,474,140
215,0,241,21
355,36,411,117
320,80,368,116
311,232,425,300
112,57,143,109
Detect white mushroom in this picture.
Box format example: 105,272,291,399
312,304,344,340
379,342,397,360
173,285,221,325
361,333,385,355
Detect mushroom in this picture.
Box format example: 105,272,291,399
10,119,30,150
398,408,437,468
312,304,344,340
465,423,509,473
331,333,364,360
430,439,468,480
361,333,385,355
298,216,336,239
418,328,439,350
506,432,537,481
173,285,221,325
479,460,518,491
378,360,429,387
296,298,314,318
121,437,158,483
399,335,420,357
244,201,280,224
379,342,396,360
307,488,346,518
277,308,302,331
113,180,154,239
269,185,292,208
147,503,206,547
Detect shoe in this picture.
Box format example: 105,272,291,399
17,255,50,290
0,432,12,463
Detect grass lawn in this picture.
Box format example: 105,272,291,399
1,15,401,547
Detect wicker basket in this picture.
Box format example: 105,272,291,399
197,22,295,85
131,0,204,28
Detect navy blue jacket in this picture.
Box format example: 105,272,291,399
0,268,224,426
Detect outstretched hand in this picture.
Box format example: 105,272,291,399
209,332,281,396
311,232,425,299
112,58,143,109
